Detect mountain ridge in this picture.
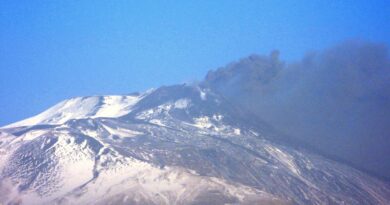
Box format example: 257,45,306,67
1,84,390,204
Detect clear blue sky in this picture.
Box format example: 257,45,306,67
0,0,389,126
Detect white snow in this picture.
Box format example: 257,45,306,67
20,129,49,141
196,86,207,100
7,97,100,127
0,132,20,172
61,158,275,205
264,145,319,191
174,98,191,109
193,116,213,129
200,90,207,100
82,129,99,138
212,114,223,121
149,119,166,127
2,91,151,128
93,95,141,118
135,102,172,121
0,126,279,204
101,124,143,138
233,128,241,135
265,145,300,176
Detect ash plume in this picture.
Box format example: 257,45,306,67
204,40,390,179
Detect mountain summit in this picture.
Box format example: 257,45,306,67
1,84,389,205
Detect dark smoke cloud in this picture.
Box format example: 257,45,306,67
204,40,390,179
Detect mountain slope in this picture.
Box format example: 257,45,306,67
1,85,389,205
2,90,154,129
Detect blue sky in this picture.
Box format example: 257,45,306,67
0,0,389,126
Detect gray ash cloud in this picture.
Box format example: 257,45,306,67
203,40,390,179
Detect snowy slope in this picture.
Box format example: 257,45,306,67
2,90,153,128
1,85,390,205
0,122,285,205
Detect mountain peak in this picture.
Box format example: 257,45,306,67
1,83,390,204
2,92,149,129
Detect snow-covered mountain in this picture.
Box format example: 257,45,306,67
1,84,389,205
2,90,154,128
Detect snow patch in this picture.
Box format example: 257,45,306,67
102,124,143,138
212,114,223,121
20,130,49,141
265,145,301,176
196,86,207,100
93,95,141,118
193,116,213,129
174,98,191,109
150,119,166,127
200,90,207,100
